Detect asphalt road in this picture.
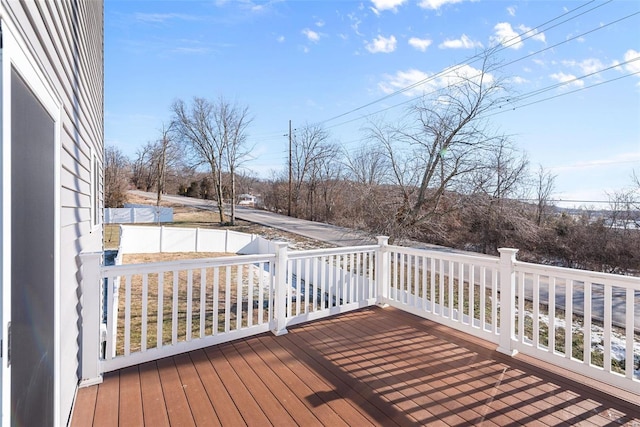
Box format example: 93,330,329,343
131,190,378,246
129,191,639,331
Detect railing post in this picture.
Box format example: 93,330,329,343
497,248,519,356
376,236,390,307
272,242,289,336
79,252,104,386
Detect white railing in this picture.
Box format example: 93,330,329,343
79,238,640,397
101,253,276,372
378,244,639,395
383,245,502,345
284,245,379,328
79,241,383,380
512,260,639,393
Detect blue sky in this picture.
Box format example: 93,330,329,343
105,0,640,207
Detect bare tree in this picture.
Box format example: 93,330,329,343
533,165,556,226
467,138,530,253
131,124,183,203
220,100,252,224
131,142,156,191
290,124,336,219
104,145,130,208
343,143,392,231
172,97,251,225
345,144,389,186
155,123,184,207
365,52,510,241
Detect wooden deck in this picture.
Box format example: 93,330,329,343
71,306,640,426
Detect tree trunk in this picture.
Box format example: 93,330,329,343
215,165,225,224
230,167,236,226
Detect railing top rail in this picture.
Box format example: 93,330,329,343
514,260,640,289
388,245,501,268
102,253,276,276
288,245,379,259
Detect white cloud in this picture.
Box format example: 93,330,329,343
440,64,493,86
134,13,200,23
549,72,584,88
418,0,467,10
509,76,528,84
624,49,640,73
315,19,325,27
366,34,397,53
371,0,407,13
348,13,363,36
379,64,491,96
507,6,516,16
551,151,640,172
518,24,545,43
277,35,285,43
302,28,320,43
408,37,432,52
438,34,482,49
170,46,210,54
379,69,430,96
492,22,522,49
565,58,606,75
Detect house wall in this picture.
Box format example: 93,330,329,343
0,1,103,425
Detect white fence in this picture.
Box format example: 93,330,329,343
118,225,275,255
80,237,640,396
105,206,173,224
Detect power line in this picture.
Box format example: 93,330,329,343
488,70,640,116
251,1,638,170
319,9,639,134
314,0,611,128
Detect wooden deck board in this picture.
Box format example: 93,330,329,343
203,345,271,426
118,366,143,427
92,372,119,427
232,339,326,426
70,382,97,427
189,349,246,426
258,334,372,426
219,341,299,426
246,337,351,427
72,306,640,426
138,361,170,427
156,356,196,426
173,353,219,426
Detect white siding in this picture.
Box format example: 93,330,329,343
1,1,103,425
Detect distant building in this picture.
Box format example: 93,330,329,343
238,193,257,206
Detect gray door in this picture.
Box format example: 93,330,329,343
10,66,55,426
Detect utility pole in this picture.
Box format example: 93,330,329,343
288,119,292,217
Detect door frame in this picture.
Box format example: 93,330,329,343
0,15,62,426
